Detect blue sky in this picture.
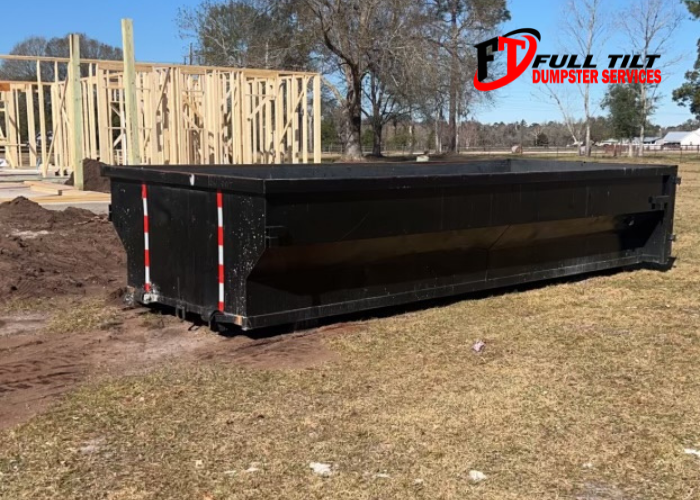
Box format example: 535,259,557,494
1,0,697,127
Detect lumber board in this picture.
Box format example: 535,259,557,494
69,34,84,189
23,181,76,190
23,180,76,195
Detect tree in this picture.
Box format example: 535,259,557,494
361,22,414,156
589,116,613,143
602,84,646,156
177,0,312,69
544,0,608,156
363,71,406,155
673,1,700,119
426,0,509,153
178,0,510,160
0,34,122,82
538,84,584,146
292,0,433,160
620,0,682,155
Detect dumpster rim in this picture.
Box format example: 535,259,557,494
101,161,678,194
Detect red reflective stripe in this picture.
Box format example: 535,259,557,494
142,183,151,293
217,191,224,312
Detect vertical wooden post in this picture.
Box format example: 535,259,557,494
87,64,98,160
313,74,321,164
275,76,282,164
6,88,18,168
14,89,23,167
265,79,272,163
68,34,84,188
36,61,48,175
96,67,110,163
27,85,37,168
122,18,140,165
302,76,308,164
291,77,298,164
242,75,251,164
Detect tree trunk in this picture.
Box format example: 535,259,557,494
639,81,647,157
447,79,458,153
339,68,363,161
585,123,591,156
446,3,459,153
409,120,415,154
372,120,383,156
628,138,634,157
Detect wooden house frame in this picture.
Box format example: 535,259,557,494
0,26,322,188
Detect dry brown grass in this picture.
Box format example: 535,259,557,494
1,161,700,500
44,299,122,334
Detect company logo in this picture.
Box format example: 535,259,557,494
474,28,541,91
474,28,662,91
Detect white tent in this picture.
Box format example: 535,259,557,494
681,129,700,146
661,131,692,145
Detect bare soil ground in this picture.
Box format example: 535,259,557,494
0,197,340,430
65,159,111,193
0,159,699,500
0,302,340,431
0,197,123,300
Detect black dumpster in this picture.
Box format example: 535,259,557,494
103,159,678,330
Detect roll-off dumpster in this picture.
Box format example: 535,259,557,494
103,160,678,330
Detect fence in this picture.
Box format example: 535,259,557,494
319,144,700,160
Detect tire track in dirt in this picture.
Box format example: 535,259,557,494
0,306,361,430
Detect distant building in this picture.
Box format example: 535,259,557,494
660,130,700,147
681,129,700,146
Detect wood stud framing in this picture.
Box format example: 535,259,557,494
0,40,321,180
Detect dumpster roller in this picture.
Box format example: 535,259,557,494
103,160,678,330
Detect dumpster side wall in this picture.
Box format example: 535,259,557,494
242,173,675,327
106,164,678,330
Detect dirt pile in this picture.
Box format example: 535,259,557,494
65,159,111,193
0,197,125,302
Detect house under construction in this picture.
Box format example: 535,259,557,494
0,21,322,189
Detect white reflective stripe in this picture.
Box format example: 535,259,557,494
218,245,224,264
142,198,148,216
219,282,224,298
144,233,150,250
217,207,223,224
145,266,151,283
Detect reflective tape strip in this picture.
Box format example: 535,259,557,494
142,183,151,293
217,191,224,311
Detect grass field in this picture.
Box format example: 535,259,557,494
1,159,699,499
